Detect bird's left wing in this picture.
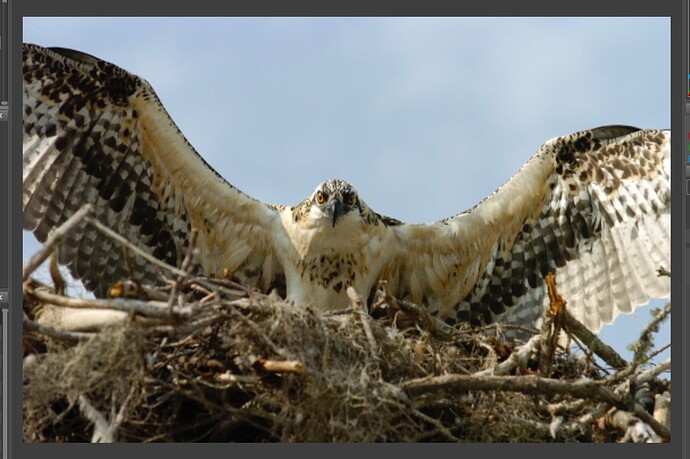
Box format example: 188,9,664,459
383,126,670,332
23,44,284,296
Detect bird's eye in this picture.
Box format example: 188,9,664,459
347,194,357,206
316,191,326,204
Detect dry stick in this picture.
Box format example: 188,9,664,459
562,309,628,370
635,359,670,385
152,313,226,336
347,287,378,357
476,334,541,377
387,398,460,442
78,395,112,443
401,373,671,440
608,303,672,384
404,373,612,399
167,229,200,315
393,297,458,339
647,343,671,363
258,359,305,374
103,385,138,443
86,217,187,278
79,218,247,303
23,311,94,342
25,287,192,319
23,204,94,279
630,302,671,365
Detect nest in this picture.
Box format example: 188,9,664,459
22,272,671,443
21,214,672,442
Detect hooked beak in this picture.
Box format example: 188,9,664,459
326,199,346,227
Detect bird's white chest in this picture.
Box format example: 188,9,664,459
278,211,382,310
292,249,368,309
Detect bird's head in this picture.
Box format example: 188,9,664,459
307,179,362,228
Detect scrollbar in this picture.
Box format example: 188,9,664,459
1,309,6,459
0,0,7,106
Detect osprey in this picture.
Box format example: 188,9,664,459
23,44,670,332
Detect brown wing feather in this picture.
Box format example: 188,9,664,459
386,126,670,331
23,43,283,296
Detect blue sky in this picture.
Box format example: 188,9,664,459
22,17,671,364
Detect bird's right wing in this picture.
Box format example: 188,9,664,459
382,126,670,332
23,43,285,296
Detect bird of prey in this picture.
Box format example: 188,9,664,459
23,43,670,333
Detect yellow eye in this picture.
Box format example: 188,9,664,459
316,191,326,204
347,194,356,206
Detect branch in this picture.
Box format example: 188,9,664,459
347,286,378,357
476,334,540,377
25,285,192,320
402,373,624,404
86,216,187,278
562,309,628,370
23,204,93,279
23,311,94,343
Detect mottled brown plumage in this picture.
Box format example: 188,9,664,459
23,43,670,332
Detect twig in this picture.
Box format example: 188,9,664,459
476,334,540,377
85,216,187,278
629,302,671,365
402,371,671,440
23,311,94,342
23,204,93,279
166,229,199,316
347,287,378,357
379,292,457,339
257,359,305,374
25,286,192,320
78,395,112,443
402,373,624,409
562,309,628,370
152,312,226,336
408,405,460,442
103,385,138,442
215,372,258,386
634,359,670,385
480,322,541,337
608,303,671,383
647,343,671,362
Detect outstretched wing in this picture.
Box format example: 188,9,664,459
23,43,284,296
385,126,670,332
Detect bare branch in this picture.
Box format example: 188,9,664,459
85,216,187,278
476,334,540,377
563,309,628,370
23,204,93,279
25,285,192,320
347,286,378,357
